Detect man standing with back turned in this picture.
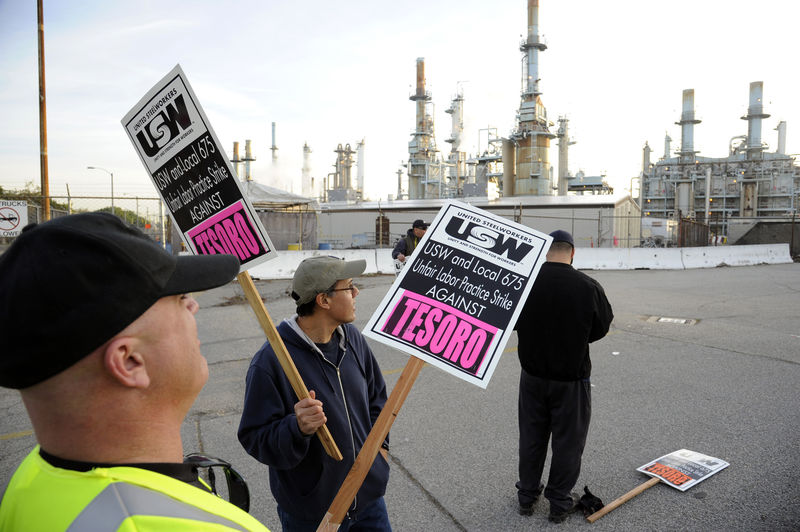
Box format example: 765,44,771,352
0,212,269,531
513,230,613,523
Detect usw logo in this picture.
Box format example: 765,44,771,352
444,216,533,262
136,94,192,157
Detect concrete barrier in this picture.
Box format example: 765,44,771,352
574,247,685,270
246,244,793,280
681,243,792,268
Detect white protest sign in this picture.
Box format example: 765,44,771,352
637,449,729,491
363,200,551,388
0,201,28,238
121,64,275,271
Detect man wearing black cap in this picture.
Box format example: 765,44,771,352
513,230,613,523
391,219,428,272
238,256,391,531
0,213,269,531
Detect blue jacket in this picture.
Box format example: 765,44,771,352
237,318,389,522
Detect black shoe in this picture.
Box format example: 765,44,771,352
548,493,580,523
518,502,534,516
517,482,543,516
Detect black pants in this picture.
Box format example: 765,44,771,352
517,371,591,512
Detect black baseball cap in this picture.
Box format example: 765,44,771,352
0,212,240,389
412,219,428,229
549,229,574,247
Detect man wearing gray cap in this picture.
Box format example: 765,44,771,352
0,213,268,531
513,230,613,523
238,256,391,531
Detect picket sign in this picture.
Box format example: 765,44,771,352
316,201,552,530
588,449,729,523
237,271,342,462
317,356,425,531
121,64,342,461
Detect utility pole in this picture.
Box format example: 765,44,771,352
37,0,50,221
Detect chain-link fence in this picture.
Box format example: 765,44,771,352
319,207,646,250
1,196,170,250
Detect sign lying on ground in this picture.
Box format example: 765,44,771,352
0,201,27,238
637,449,729,491
364,200,551,388
121,64,275,270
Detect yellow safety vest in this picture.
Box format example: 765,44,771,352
0,447,270,531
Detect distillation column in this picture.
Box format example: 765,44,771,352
556,117,574,195
512,0,555,196
270,122,278,163
302,142,313,197
407,58,437,199
739,81,770,217
243,139,255,182
675,89,701,216
230,141,242,180
356,138,365,199
445,91,465,195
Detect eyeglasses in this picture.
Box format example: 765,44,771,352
184,453,250,512
328,284,358,296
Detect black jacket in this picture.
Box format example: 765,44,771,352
514,262,613,381
238,319,389,521
391,229,420,259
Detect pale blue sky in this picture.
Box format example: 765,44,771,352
1,0,798,201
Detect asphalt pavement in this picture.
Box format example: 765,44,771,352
2,263,799,531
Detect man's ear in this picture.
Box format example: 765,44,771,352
104,337,150,388
315,292,331,310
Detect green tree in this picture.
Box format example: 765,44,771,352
0,183,69,211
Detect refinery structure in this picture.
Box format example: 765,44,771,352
640,82,799,240
228,0,796,251
404,0,563,200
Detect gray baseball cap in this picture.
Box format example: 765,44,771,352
290,256,366,305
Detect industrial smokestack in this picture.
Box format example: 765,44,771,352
356,138,365,197
677,89,701,160
302,142,313,197
231,141,242,180
663,133,672,160
642,141,652,174
775,121,787,155
415,58,425,98
408,57,435,199
741,81,770,158
556,117,573,196
243,139,255,182
270,121,278,162
512,0,554,196
524,0,546,97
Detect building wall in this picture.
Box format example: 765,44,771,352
317,196,641,249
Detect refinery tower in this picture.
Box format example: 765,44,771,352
509,0,555,196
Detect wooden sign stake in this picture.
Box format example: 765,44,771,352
317,356,425,531
237,271,342,461
586,477,660,523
